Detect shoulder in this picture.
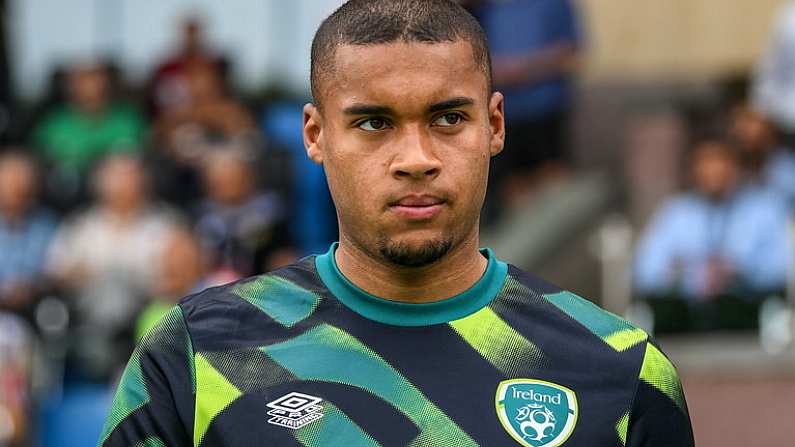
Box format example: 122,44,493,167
656,194,702,217
140,205,182,229
52,207,99,238
638,194,702,233
496,267,690,443
179,256,324,347
736,184,790,214
37,105,72,126
507,270,687,410
109,102,145,121
507,268,686,404
505,265,650,356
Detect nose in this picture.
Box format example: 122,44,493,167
391,125,442,180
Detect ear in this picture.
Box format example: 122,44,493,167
488,91,505,157
303,103,324,165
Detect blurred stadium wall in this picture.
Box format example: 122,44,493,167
581,0,787,80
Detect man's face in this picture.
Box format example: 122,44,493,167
692,143,738,200
304,40,504,266
97,157,147,214
69,67,109,113
0,158,36,218
202,153,253,206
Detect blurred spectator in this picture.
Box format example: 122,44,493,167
46,154,178,379
31,62,146,212
152,62,257,205
135,227,206,342
0,313,33,447
154,63,256,159
195,147,294,278
634,138,791,301
471,0,583,208
730,100,795,205
753,0,795,134
0,151,56,317
0,154,42,447
147,15,226,117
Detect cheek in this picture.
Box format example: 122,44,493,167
454,138,491,182
325,147,388,217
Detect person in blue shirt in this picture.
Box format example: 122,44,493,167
634,137,792,300
0,151,57,314
472,0,583,208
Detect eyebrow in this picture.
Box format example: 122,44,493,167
428,97,475,113
343,104,394,115
342,96,476,116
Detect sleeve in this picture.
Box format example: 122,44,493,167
98,305,196,447
623,341,694,447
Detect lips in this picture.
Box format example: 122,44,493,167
393,195,445,207
389,195,446,220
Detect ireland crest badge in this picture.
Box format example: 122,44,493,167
495,379,578,447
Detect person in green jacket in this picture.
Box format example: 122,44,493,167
33,63,146,207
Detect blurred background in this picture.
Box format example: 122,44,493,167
0,0,793,445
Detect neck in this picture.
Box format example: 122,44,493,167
335,229,488,304
106,203,143,223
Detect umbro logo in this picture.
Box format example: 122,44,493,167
266,392,325,429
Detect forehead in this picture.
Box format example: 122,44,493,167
322,40,486,111
693,144,735,165
0,157,34,179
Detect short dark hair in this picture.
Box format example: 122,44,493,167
310,0,492,105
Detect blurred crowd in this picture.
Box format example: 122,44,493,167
629,1,795,330
0,16,341,446
632,92,795,331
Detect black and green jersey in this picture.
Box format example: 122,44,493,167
99,244,693,447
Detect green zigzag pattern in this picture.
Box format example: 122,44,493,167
544,291,647,352
99,306,192,444
262,324,478,447
232,274,321,328
639,342,688,414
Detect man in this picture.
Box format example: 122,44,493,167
634,137,790,300
194,146,294,276
48,154,178,379
0,151,56,315
33,62,146,210
100,1,693,446
147,15,224,117
0,152,54,445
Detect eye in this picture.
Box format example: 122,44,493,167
358,118,390,131
433,112,464,127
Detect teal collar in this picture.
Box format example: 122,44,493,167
315,242,508,327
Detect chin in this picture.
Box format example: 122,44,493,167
376,235,453,268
